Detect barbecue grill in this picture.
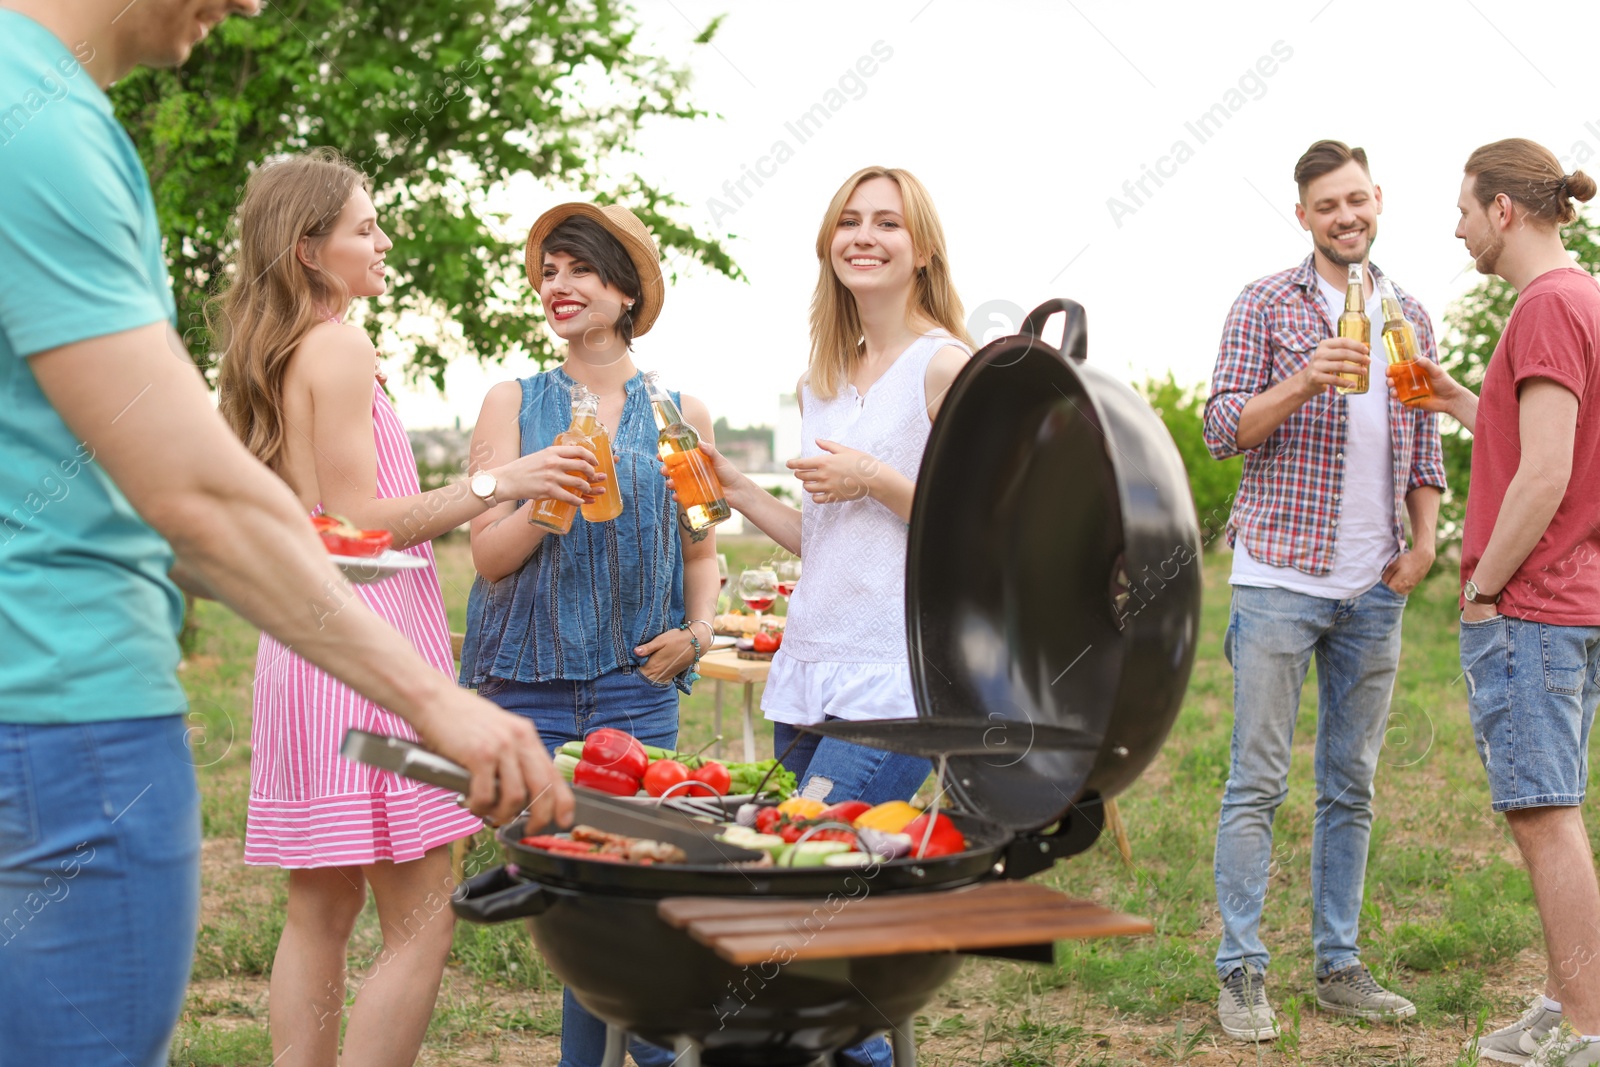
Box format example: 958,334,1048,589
445,299,1203,1066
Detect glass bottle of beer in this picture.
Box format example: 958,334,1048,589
568,387,623,523
1379,278,1435,407
528,387,610,534
1336,261,1370,395
643,371,731,532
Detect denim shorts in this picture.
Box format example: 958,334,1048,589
479,667,679,755
1461,614,1600,812
0,715,201,1066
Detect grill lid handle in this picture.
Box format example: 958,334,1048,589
1019,298,1087,363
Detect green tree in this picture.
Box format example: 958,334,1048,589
1436,213,1600,543
1137,374,1242,550
110,0,740,387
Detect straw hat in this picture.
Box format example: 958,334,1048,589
524,203,665,337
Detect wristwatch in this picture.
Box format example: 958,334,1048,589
1463,578,1502,605
469,472,499,506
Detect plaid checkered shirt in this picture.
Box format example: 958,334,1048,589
1202,254,1447,576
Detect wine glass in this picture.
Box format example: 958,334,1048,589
775,558,801,603
737,568,779,628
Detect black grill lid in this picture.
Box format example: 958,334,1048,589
902,300,1201,832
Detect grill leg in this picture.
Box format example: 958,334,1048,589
891,1021,917,1066
600,1025,626,1067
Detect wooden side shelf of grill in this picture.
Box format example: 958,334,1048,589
657,881,1151,966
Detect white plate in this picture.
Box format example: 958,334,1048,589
330,550,429,584
710,635,737,650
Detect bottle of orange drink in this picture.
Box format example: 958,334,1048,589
643,371,730,533
528,386,621,532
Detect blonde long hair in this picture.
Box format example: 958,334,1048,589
806,166,973,400
212,148,370,470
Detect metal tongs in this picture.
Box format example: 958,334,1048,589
339,729,761,864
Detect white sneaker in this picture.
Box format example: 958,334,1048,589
1475,998,1563,1065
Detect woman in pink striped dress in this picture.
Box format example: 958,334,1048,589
213,149,599,1067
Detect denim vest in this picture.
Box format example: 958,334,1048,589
459,368,688,690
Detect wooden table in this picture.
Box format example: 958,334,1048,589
694,648,768,763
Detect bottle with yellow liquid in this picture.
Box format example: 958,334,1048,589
1379,278,1435,407
1336,261,1370,395
643,371,731,533
528,387,619,533
568,387,623,523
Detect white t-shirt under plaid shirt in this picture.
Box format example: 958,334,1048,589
1202,254,1446,583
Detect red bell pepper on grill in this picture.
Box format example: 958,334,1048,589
903,812,966,858
805,828,858,844
818,800,871,825
580,728,649,781
573,760,641,797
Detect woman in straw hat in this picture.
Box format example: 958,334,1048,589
458,202,718,1067
212,149,592,1067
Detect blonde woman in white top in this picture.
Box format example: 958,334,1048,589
695,166,972,809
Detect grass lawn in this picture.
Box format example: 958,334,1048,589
169,536,1574,1065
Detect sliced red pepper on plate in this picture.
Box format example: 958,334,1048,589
313,514,393,557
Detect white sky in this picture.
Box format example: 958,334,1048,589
385,0,1600,433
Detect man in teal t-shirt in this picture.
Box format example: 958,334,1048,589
0,7,570,1063
0,12,188,724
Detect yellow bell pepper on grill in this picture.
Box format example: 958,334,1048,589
776,797,827,820
852,800,922,834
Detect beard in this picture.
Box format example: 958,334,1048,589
1472,230,1505,276
1315,227,1374,268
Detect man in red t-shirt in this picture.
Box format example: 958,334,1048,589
1419,138,1600,1067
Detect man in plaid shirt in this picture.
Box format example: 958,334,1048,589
1202,140,1445,1042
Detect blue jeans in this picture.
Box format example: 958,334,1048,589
481,670,677,1067
482,668,680,757
772,720,932,807
1461,615,1600,811
1214,581,1406,979
0,715,201,1066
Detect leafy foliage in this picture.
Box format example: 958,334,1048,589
1436,213,1600,541
1138,374,1242,550
109,0,741,387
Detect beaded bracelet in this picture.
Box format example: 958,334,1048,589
676,622,704,685
683,619,714,659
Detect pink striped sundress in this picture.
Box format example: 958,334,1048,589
244,382,481,868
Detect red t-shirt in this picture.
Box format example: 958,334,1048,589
1462,267,1600,624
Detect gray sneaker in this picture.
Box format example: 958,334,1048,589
1476,998,1563,1064
1218,967,1277,1042
1315,964,1417,1021
1528,1023,1600,1066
